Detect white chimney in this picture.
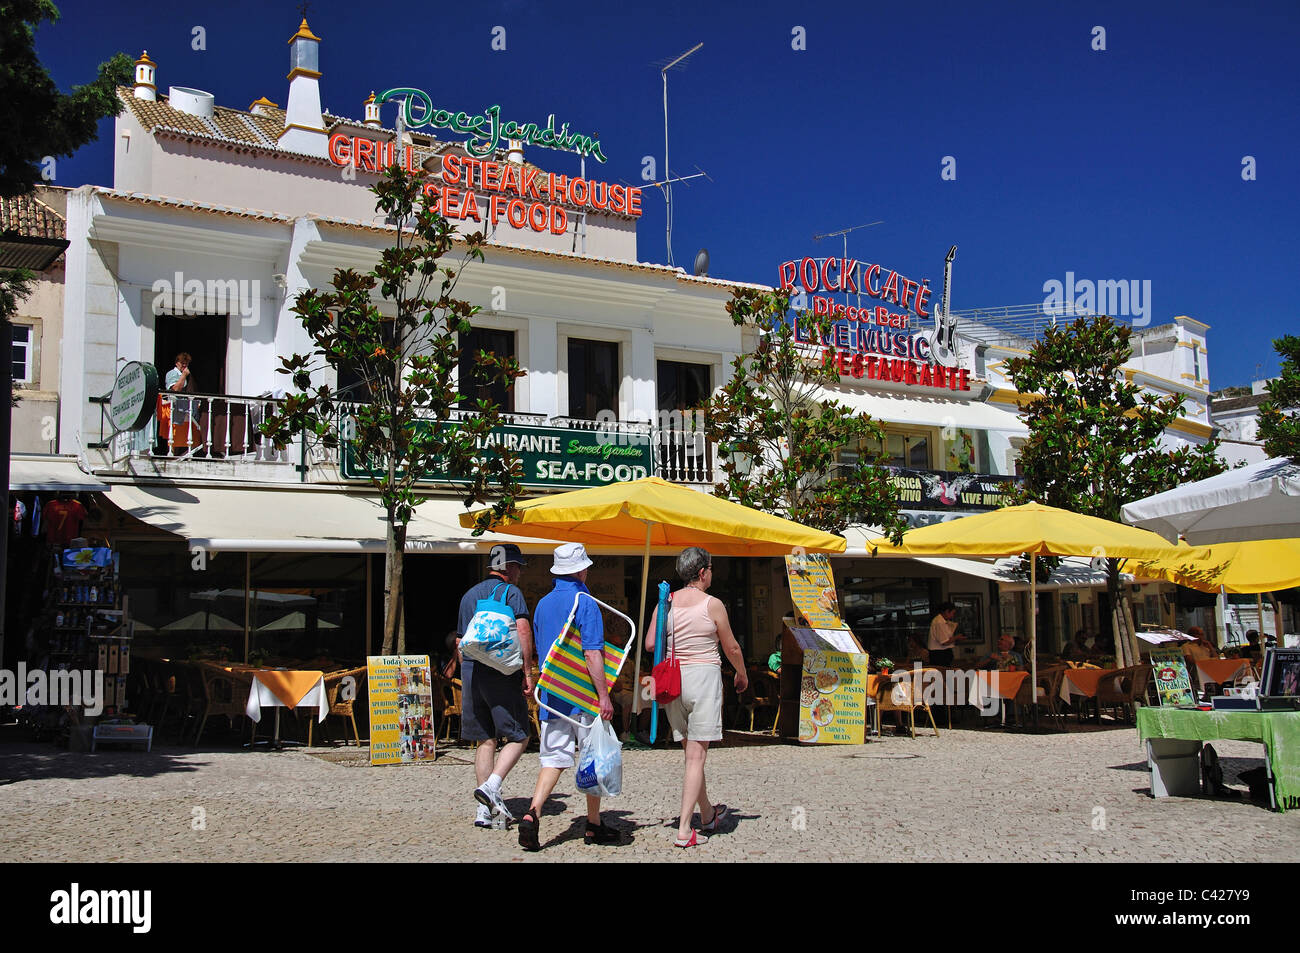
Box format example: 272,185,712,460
169,86,215,119
249,96,278,118
506,138,524,164
133,51,156,101
364,92,381,127
278,18,328,158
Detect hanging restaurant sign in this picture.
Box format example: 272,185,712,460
341,421,654,489
778,253,968,391
107,361,159,433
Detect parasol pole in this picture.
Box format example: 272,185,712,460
1030,555,1038,727
631,520,653,718
1257,593,1265,643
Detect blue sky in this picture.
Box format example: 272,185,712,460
37,0,1300,388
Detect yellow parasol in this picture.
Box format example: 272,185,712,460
461,476,846,714
1127,538,1300,646
868,502,1184,706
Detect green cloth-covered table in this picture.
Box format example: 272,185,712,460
1136,707,1300,812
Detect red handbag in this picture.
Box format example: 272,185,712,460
652,598,681,703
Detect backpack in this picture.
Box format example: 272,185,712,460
460,582,523,674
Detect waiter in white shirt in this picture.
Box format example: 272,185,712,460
928,601,963,667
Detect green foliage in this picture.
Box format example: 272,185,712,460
260,165,524,530
0,1,131,197
1005,315,1225,522
702,288,907,540
1258,335,1300,462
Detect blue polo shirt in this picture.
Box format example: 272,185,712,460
533,577,605,720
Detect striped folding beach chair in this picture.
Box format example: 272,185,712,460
534,591,637,728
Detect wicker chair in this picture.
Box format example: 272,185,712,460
307,666,368,746
436,677,463,743
192,664,252,745
1013,666,1067,727
1097,665,1151,724
735,668,780,733
878,667,941,738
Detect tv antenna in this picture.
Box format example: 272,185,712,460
813,221,883,307
660,42,703,267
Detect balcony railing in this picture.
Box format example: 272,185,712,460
102,395,717,485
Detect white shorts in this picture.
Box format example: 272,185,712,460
666,664,723,743
539,716,592,769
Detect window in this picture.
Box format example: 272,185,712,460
656,360,711,414
880,431,930,469
459,327,516,413
12,324,32,385
567,338,619,420
1193,348,1201,383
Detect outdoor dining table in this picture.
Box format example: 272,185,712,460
1195,658,1253,687
1058,667,1120,722
244,669,328,748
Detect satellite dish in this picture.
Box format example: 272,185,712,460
693,248,710,277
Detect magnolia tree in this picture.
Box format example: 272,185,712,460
703,287,907,541
1006,315,1225,660
1258,335,1300,462
261,166,523,654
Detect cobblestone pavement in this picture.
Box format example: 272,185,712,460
1,726,1296,862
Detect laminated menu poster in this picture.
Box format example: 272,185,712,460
798,649,869,745
785,553,852,633
367,655,437,765
1150,647,1196,707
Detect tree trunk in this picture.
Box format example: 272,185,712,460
1106,559,1127,667
381,514,407,655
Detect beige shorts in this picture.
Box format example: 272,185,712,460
666,663,723,742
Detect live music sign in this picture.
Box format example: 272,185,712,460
777,257,969,391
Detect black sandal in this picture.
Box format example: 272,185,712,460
584,820,620,845
518,811,540,852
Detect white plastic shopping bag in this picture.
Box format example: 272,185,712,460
575,718,623,797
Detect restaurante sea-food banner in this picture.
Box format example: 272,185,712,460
341,420,654,489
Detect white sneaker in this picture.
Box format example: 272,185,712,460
474,804,493,828
474,783,513,823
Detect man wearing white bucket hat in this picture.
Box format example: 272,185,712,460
517,542,618,850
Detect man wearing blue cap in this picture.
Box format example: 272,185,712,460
458,543,534,829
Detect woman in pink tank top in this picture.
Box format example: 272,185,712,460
647,547,749,848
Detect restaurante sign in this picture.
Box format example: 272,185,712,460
108,361,158,433
341,421,654,489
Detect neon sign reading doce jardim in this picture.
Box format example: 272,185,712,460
376,89,606,162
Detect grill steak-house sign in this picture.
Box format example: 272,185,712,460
327,90,640,236
778,257,970,391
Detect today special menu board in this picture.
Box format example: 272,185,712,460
367,655,437,766
798,648,870,745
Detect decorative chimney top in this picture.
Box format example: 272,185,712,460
279,17,328,158
133,50,157,101
363,92,381,127
288,18,321,79
249,96,279,117
506,139,525,164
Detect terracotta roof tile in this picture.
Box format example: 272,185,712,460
0,192,66,241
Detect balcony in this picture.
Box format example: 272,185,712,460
96,394,717,488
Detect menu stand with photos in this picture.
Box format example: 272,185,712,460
778,554,870,744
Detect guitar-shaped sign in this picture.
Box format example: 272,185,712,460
928,244,960,368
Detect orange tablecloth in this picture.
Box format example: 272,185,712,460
1063,668,1116,698
244,670,327,723
976,670,1029,700
1196,658,1251,685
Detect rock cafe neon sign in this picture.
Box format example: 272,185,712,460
778,253,969,392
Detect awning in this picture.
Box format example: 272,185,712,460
9,455,110,492
822,388,1028,434
103,482,566,554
